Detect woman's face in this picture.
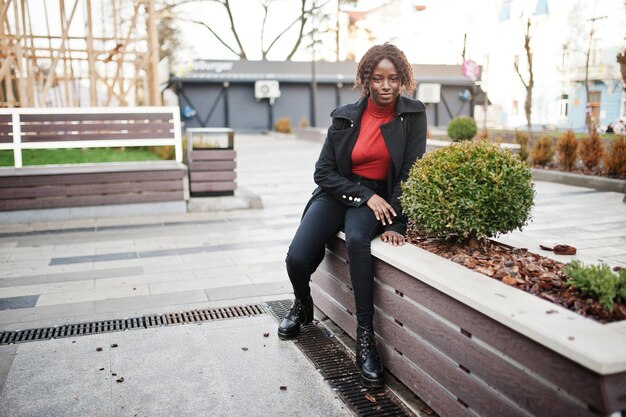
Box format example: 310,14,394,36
368,58,401,107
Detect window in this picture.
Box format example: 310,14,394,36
559,96,569,117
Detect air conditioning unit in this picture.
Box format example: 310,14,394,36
417,83,441,103
255,80,281,99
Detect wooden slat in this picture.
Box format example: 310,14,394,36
0,190,183,211
20,131,175,142
21,113,173,122
311,285,476,417
189,161,236,171
19,121,173,133
190,171,236,182
0,180,182,199
0,170,184,188
189,181,236,193
190,150,236,161
0,161,185,176
375,312,529,417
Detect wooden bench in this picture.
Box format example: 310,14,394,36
0,107,186,211
186,128,236,196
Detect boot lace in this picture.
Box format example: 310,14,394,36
286,299,304,322
357,329,377,362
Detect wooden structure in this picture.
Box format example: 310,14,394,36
186,128,236,196
313,236,626,417
0,107,185,210
0,0,161,108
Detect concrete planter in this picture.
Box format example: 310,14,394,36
531,168,626,193
312,235,626,417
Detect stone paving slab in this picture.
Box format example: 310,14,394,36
0,315,351,417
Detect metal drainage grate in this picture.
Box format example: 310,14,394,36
265,300,413,417
0,304,265,345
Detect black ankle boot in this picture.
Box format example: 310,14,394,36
356,326,384,388
277,297,313,339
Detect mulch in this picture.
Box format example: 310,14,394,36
405,227,626,323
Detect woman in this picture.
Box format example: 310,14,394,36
278,43,427,388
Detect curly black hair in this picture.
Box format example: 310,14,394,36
354,43,416,97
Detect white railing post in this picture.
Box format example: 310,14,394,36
11,111,22,168
172,108,183,163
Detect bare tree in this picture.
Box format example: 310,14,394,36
584,15,607,132
514,18,534,136
618,50,626,93
160,0,325,60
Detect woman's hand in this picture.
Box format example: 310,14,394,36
366,194,396,226
381,231,405,246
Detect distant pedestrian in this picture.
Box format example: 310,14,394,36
606,124,614,134
277,43,427,389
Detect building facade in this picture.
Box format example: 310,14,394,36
169,59,481,131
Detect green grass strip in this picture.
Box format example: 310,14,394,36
0,147,171,167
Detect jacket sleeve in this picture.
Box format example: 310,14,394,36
313,119,376,207
384,111,427,235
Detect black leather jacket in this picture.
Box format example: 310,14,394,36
309,94,427,235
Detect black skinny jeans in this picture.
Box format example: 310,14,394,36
286,187,386,330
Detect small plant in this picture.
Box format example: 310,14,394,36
447,116,477,142
400,140,535,241
299,116,309,128
564,260,626,311
274,117,292,133
603,136,626,176
515,130,529,162
578,130,604,170
476,128,489,141
530,136,554,166
556,129,578,171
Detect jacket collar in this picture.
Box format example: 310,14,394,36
330,94,425,121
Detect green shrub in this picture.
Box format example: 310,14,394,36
447,116,478,142
565,260,626,310
400,140,535,241
515,130,529,162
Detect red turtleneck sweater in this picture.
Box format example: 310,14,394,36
351,97,396,181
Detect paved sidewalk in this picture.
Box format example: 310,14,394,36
0,133,625,417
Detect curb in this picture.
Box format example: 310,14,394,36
531,168,626,193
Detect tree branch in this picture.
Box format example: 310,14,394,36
224,0,247,59
181,17,243,58
285,0,310,61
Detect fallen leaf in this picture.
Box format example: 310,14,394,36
553,245,576,255
279,386,287,391
364,393,377,403
546,309,558,314
99,368,105,371
568,336,575,341
111,344,118,348
241,347,248,351
540,244,554,251
502,276,517,286
116,377,124,383
263,332,270,337
475,266,495,276
96,347,103,352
